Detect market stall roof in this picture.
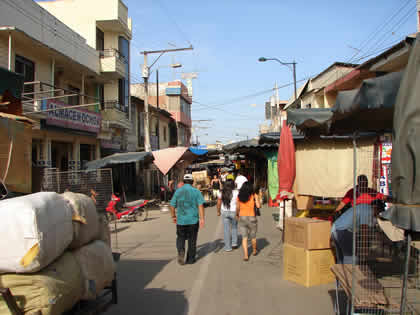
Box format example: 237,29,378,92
223,138,278,153
152,147,208,175
84,151,153,170
286,70,403,136
381,33,420,232
286,109,332,135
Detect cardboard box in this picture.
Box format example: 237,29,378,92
283,243,335,287
295,194,314,210
285,217,331,250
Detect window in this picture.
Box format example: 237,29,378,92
68,85,80,106
98,84,104,109
15,55,35,93
118,36,130,112
163,126,167,142
96,28,104,51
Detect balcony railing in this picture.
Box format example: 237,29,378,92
103,100,128,113
99,49,127,64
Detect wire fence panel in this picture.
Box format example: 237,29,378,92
41,168,113,213
350,141,420,315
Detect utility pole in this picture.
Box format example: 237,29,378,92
141,45,193,152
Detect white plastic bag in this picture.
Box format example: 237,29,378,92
0,192,73,273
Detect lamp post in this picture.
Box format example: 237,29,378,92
258,57,297,102
155,63,182,149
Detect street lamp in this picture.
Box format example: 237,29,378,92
258,57,297,102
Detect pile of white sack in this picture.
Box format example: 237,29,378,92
0,191,114,315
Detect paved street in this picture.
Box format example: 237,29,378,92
105,205,336,315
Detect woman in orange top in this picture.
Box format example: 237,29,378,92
236,182,261,261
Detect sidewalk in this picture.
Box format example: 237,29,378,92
105,205,336,315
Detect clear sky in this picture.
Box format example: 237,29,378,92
127,0,416,144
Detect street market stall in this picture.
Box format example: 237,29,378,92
286,45,420,314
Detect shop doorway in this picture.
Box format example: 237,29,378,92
51,142,70,171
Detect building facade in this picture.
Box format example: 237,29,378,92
0,0,103,177
39,0,133,156
131,80,192,147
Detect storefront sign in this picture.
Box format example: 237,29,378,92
46,100,101,133
381,142,392,164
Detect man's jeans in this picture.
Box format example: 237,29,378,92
176,223,199,263
222,211,238,251
332,229,354,264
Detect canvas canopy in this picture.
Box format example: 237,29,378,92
152,147,208,175
84,151,153,170
287,70,403,135
381,34,420,232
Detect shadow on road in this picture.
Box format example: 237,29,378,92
108,259,188,315
196,238,224,261
110,225,130,234
257,238,270,252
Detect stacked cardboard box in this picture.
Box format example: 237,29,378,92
283,217,335,287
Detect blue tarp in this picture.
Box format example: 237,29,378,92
189,147,208,156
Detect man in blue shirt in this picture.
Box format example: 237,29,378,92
331,203,374,264
170,174,205,265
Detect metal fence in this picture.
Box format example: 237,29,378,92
41,168,113,213
334,138,420,315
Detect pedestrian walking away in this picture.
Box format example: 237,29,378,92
236,182,261,261
170,174,205,265
234,169,248,190
211,175,221,200
216,179,238,252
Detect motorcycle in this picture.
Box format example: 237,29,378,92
106,194,151,222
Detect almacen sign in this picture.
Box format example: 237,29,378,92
45,100,101,134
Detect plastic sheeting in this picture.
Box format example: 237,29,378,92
0,252,83,315
264,151,279,201
381,34,420,231
0,192,73,273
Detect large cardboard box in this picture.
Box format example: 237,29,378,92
285,217,331,250
283,243,335,287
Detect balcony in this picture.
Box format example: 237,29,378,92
99,49,126,79
101,100,131,130
96,0,132,39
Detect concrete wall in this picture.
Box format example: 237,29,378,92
40,0,131,49
0,0,99,73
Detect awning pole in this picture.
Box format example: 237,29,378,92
351,132,357,315
400,232,412,315
8,33,12,71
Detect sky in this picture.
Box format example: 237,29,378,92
125,0,417,145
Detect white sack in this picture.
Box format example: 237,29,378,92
73,240,115,300
61,192,99,249
0,192,73,273
97,213,111,247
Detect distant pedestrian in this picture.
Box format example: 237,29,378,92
216,179,238,252
226,170,235,181
234,169,248,190
211,175,221,200
236,182,261,261
170,174,205,265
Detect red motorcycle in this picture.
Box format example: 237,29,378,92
106,194,150,222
